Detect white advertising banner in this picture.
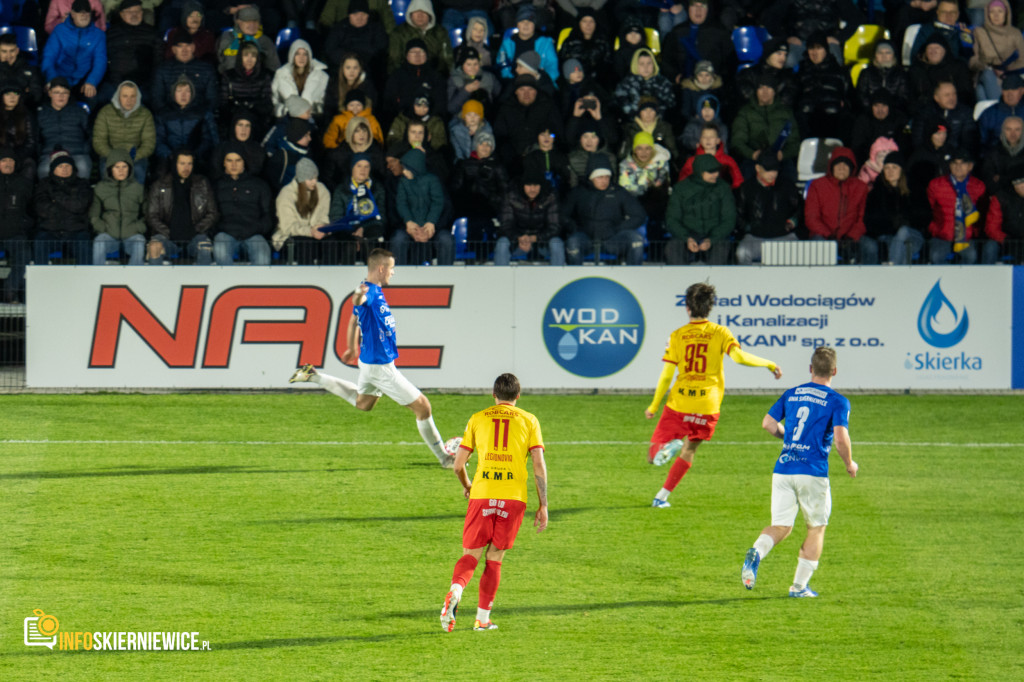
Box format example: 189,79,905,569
26,265,1012,390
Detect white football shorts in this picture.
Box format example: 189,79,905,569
357,360,422,405
770,473,832,527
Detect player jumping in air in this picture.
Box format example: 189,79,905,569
647,281,783,508
440,373,548,632
741,346,858,597
289,248,453,468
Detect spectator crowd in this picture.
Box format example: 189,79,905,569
2,0,1024,302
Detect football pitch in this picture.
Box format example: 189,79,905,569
1,391,1021,681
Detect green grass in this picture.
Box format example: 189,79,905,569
1,393,1022,680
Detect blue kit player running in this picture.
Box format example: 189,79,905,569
289,248,453,468
741,346,859,598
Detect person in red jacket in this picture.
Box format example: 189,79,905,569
804,146,871,263
677,122,743,189
926,148,985,264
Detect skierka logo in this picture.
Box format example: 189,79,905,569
542,278,644,378
916,280,969,348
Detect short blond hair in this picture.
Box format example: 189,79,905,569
811,346,837,377
367,248,392,270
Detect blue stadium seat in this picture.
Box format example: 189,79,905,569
452,217,475,261
391,0,410,26
0,25,37,65
450,26,463,48
275,27,300,62
0,0,28,25
732,25,769,64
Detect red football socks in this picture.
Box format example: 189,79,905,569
648,443,661,463
479,560,502,610
663,457,692,491
452,554,478,588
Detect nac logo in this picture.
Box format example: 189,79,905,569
917,280,969,348
543,278,645,377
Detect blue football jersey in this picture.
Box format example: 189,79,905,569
768,382,851,478
355,283,398,364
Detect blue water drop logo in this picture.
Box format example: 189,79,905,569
917,280,969,348
557,332,578,360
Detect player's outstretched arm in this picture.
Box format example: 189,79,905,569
645,363,676,418
454,446,473,498
530,447,548,533
834,426,857,477
762,414,785,440
727,346,782,379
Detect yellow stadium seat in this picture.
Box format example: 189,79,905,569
850,62,867,87
557,27,572,52
614,28,661,58
844,24,890,65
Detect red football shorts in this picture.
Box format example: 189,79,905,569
651,406,720,444
463,498,527,550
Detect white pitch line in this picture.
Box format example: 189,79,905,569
0,439,1020,448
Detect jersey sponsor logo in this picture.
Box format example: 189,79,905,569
542,278,645,378
917,279,969,349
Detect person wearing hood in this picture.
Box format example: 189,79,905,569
966,0,1024,100
319,0,396,35
796,31,853,140
734,153,802,265
383,39,447,120
90,148,146,265
736,37,798,108
218,42,275,126
324,0,389,74
857,136,899,188
449,99,495,161
908,35,974,107
911,80,979,156
102,0,160,100
863,151,928,265
324,116,385,188
522,128,572,196
665,153,735,265
272,158,335,263
156,75,219,176
983,160,1024,263
41,0,107,109
908,118,954,199
850,89,910,165
614,48,676,118
163,2,218,64
387,89,448,150
33,148,93,265
388,0,454,75
494,75,562,163
92,80,156,184
447,47,500,116
561,155,646,265
272,40,330,118
265,118,312,191
678,121,740,188
557,8,612,86
804,147,870,263
451,131,508,237
679,92,727,153
215,5,281,75
612,15,646,81
978,73,1024,149
393,148,453,264
327,152,389,261
856,41,910,113
619,131,671,224
0,34,44,111
732,74,801,182
679,60,726,122
568,120,616,187
0,147,32,301
211,110,264,179
981,115,1024,190
326,89,385,148
155,33,219,113
389,118,450,182
498,5,559,84
926,148,985,264
146,147,218,264
213,144,273,265
660,0,734,85
495,168,563,265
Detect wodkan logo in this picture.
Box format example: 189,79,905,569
543,278,644,378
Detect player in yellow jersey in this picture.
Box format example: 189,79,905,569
439,373,548,633
647,282,783,508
